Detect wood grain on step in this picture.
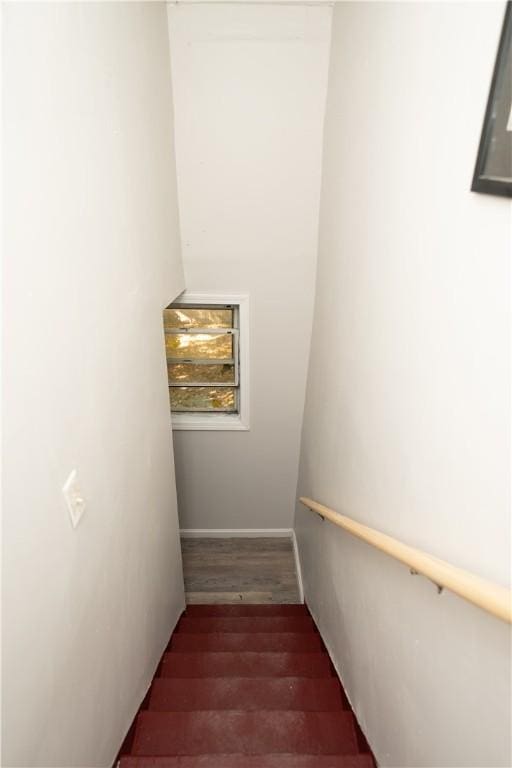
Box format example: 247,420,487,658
181,537,300,604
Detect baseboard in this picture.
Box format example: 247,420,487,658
291,530,305,604
180,528,293,538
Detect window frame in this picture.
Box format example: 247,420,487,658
167,292,250,431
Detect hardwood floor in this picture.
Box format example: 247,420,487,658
181,537,301,604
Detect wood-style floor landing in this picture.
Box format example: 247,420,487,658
181,537,301,604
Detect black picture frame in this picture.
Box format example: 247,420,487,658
471,1,512,197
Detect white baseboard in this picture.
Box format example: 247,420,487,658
291,530,304,604
179,528,293,538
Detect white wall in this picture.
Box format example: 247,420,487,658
167,3,332,530
295,2,511,767
2,4,185,766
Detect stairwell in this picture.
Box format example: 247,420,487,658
117,604,375,767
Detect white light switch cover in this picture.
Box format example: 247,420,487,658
62,469,86,528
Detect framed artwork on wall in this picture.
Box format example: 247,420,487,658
471,1,512,197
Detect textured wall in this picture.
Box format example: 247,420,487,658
295,3,511,766
2,4,185,765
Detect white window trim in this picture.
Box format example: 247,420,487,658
169,291,250,432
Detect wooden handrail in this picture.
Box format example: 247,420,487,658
299,497,512,624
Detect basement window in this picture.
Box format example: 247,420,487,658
164,293,249,431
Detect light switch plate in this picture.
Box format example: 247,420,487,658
63,469,86,529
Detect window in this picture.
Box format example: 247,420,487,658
163,293,249,431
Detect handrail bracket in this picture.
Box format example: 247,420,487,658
410,566,444,595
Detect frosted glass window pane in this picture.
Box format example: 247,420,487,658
164,308,233,330
166,333,233,360
168,362,236,385
170,387,236,412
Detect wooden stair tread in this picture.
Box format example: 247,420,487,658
131,710,359,756
118,603,375,767
184,604,309,617
120,753,375,767
177,616,315,634
160,652,332,678
169,632,323,653
148,677,346,711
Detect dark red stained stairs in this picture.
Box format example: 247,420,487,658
118,604,375,768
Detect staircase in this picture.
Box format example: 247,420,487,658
118,604,375,767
